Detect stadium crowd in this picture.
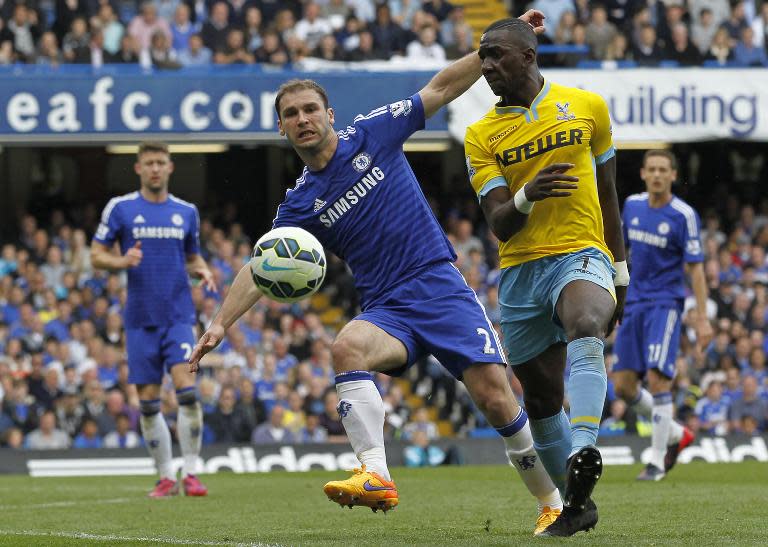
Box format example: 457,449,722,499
0,180,767,451
0,0,767,68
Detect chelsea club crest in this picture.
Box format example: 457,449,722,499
352,152,372,173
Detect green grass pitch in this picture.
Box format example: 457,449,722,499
0,462,764,546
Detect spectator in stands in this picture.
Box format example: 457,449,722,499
72,416,102,448
695,379,729,435
61,14,88,62
146,28,181,68
403,429,446,466
422,0,454,22
252,405,295,444
665,22,703,65
656,2,686,49
26,409,70,449
440,5,471,48
129,1,172,51
692,8,719,54
36,31,63,65
93,3,123,55
299,412,328,443
237,377,265,426
604,32,630,61
345,29,384,61
559,22,588,67
213,28,254,64
405,23,445,61
5,3,40,62
2,379,40,433
633,21,664,65
170,2,198,53
201,0,230,52
403,407,438,440
0,39,13,64
585,3,618,60
244,6,263,52
254,28,289,64
720,0,749,47
206,385,254,443
311,33,342,61
74,26,109,67
111,30,140,63
334,13,362,52
347,0,375,23
689,0,731,30
294,1,332,52
729,375,767,433
104,413,142,448
733,26,768,65
532,0,575,38
369,2,407,57
553,9,577,45
274,8,298,44
751,1,768,48
322,0,351,30
444,23,472,59
55,388,84,437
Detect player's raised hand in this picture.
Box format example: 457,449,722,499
518,9,546,35
523,163,579,201
124,241,143,268
188,323,225,373
192,266,217,293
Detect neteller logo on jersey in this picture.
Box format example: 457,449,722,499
495,129,584,167
352,152,372,173
389,99,412,118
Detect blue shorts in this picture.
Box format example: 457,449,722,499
612,303,682,379
358,262,505,379
126,324,196,385
499,247,615,365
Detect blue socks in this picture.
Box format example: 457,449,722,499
529,409,571,493
566,337,607,457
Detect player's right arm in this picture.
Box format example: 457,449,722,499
188,262,262,372
90,240,142,271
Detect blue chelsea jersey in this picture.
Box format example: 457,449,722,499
93,192,200,328
622,192,703,307
273,93,456,309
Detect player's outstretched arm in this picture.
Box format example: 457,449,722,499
188,263,262,372
418,9,545,118
90,240,142,271
595,155,627,334
186,253,217,292
479,163,579,242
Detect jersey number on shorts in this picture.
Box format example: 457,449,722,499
648,343,662,363
476,328,496,355
181,343,193,360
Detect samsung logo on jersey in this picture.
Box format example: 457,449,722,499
628,228,667,248
318,167,385,228
132,226,185,240
495,129,583,166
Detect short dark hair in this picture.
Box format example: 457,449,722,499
643,149,677,170
483,17,537,50
274,79,330,119
137,141,170,160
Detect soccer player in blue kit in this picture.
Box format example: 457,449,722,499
612,150,713,481
91,142,216,498
188,10,568,536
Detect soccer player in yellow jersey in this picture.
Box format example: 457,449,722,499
464,19,629,536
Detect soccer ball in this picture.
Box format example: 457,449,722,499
249,227,326,303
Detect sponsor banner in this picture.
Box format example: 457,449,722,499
0,65,444,142
448,69,766,142
0,435,765,476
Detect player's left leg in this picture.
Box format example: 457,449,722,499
540,250,614,537
166,324,207,496
462,364,562,535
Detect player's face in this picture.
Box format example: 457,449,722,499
277,89,335,152
135,151,173,194
640,155,676,196
479,30,532,97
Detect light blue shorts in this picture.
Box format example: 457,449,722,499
499,247,615,365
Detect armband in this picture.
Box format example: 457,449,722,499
613,260,630,287
513,186,534,214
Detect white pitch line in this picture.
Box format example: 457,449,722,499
0,530,279,547
0,497,133,510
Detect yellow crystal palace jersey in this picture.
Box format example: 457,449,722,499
464,80,616,269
